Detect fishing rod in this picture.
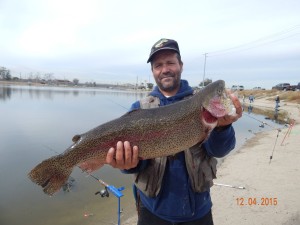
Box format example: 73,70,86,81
89,173,125,225
240,111,287,163
280,119,295,146
269,129,280,164
43,145,125,225
213,182,245,190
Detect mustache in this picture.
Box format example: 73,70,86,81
160,73,175,79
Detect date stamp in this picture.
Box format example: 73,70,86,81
236,197,278,206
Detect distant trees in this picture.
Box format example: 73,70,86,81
1,66,152,90
43,73,55,82
0,67,11,80
146,83,154,89
73,79,79,85
199,78,212,87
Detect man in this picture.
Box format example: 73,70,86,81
81,38,242,224
275,95,280,108
249,94,254,103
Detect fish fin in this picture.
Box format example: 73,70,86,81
72,134,81,142
28,156,72,195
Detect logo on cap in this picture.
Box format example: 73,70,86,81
154,39,169,48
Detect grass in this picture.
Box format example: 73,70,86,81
238,90,300,104
236,89,299,124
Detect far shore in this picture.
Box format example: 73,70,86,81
0,80,151,92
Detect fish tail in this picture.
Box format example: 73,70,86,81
28,155,72,195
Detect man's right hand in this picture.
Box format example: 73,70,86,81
106,141,139,170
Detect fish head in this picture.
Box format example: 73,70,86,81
200,80,232,125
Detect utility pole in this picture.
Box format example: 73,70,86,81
202,53,208,88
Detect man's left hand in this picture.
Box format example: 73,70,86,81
217,93,242,127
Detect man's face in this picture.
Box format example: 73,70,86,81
151,50,183,95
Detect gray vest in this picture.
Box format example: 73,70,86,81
134,95,217,197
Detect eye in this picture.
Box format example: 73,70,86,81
217,88,222,95
154,64,162,69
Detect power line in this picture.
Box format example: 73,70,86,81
207,24,300,57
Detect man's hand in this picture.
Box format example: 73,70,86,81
106,141,139,170
217,93,242,127
79,141,139,173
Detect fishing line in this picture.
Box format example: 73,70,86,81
242,112,281,131
280,119,295,146
106,97,129,111
42,145,116,186
42,145,125,225
43,145,96,217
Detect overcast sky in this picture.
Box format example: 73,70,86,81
1,0,299,89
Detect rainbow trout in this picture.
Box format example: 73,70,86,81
28,80,232,195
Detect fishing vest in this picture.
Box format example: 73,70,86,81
133,95,218,197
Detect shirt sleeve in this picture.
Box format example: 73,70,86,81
204,125,236,158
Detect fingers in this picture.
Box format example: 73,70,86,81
116,141,125,166
132,145,139,167
106,141,139,170
106,147,116,167
229,93,243,118
217,93,242,127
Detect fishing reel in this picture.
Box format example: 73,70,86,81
95,187,109,198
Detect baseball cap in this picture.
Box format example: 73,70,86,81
147,38,180,63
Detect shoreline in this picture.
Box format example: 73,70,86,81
211,123,300,225
211,97,300,225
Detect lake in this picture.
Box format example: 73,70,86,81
0,84,283,225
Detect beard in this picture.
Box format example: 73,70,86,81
155,72,181,93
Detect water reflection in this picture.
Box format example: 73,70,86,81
248,104,253,114
0,84,148,102
274,107,279,122
0,86,12,101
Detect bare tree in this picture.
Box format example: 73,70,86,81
0,67,11,80
44,73,55,81
73,78,79,85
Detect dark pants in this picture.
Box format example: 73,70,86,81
137,203,214,225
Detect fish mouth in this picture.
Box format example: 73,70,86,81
202,108,218,124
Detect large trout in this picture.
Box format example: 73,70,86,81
28,80,232,195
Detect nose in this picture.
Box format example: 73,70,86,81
161,64,170,74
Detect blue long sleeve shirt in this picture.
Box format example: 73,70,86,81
123,80,236,222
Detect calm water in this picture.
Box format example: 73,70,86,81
0,85,283,225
